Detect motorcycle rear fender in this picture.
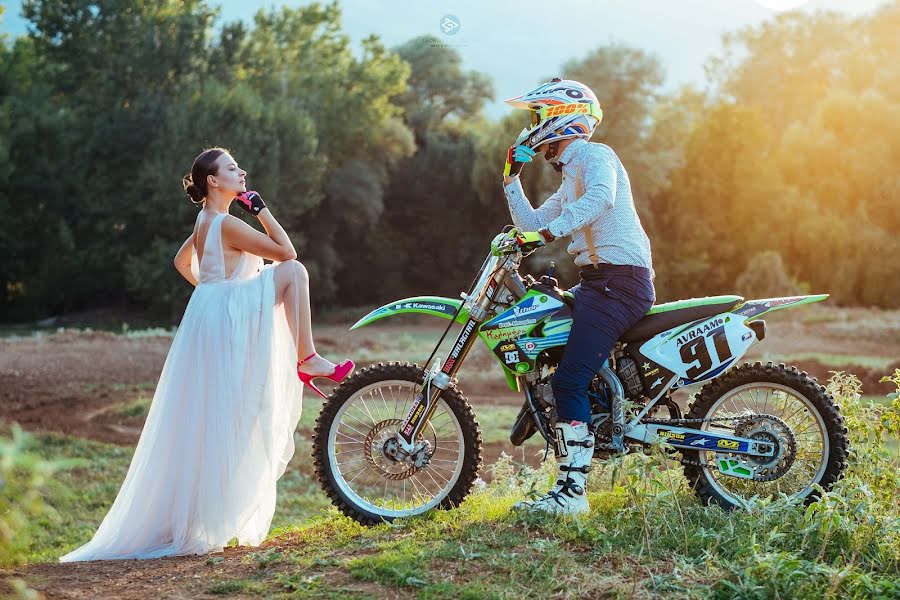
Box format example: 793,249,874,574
350,296,470,330
731,294,829,321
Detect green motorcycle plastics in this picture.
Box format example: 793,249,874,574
350,292,829,392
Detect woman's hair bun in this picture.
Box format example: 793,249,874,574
182,172,205,204
182,148,228,205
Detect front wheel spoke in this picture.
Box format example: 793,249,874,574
428,457,461,464
432,446,460,455
422,466,447,490
356,393,379,425
427,464,456,479
334,449,366,458
409,474,432,497
338,422,371,439
344,409,378,429
432,422,456,436
376,387,391,417
342,465,371,482
337,431,366,443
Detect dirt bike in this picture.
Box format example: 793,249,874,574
312,230,849,524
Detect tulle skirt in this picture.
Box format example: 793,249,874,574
60,266,303,561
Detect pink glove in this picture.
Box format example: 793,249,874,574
234,191,266,216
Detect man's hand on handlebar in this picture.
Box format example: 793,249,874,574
491,227,550,256
514,230,546,253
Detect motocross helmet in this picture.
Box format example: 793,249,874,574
505,78,603,151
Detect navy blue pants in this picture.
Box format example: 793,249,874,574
552,265,656,423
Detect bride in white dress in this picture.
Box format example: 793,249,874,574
60,148,354,562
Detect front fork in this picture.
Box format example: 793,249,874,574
395,316,480,452
393,275,506,454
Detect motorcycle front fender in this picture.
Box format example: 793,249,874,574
350,296,470,330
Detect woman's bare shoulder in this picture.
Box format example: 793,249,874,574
221,213,256,233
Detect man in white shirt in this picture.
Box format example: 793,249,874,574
502,79,656,515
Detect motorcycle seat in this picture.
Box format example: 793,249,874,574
620,295,744,343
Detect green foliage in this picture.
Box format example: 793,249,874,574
0,427,72,567
651,3,900,306
735,250,801,299
3,2,900,324
2,0,414,318
562,44,667,196
393,35,493,139
333,35,503,303
0,426,77,598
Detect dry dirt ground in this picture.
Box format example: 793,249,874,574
1,306,898,598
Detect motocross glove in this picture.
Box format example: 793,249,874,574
234,190,266,216
503,145,536,177
515,230,546,252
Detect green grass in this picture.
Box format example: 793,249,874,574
8,373,900,599
11,431,332,563
113,396,152,419
205,578,269,595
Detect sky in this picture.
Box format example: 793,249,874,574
1,0,890,118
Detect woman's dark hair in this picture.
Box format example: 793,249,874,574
182,147,229,204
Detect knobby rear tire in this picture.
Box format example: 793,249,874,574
682,361,848,509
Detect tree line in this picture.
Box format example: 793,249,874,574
1,0,898,324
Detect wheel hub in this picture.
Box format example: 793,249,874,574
366,419,435,480
734,415,797,481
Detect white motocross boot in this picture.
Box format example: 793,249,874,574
515,421,595,515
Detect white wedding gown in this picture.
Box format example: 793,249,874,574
60,213,304,561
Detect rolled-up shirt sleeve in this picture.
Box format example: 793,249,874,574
503,178,563,232
546,147,617,238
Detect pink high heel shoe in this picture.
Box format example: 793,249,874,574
296,352,355,399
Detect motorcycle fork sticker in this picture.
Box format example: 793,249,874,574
400,392,428,442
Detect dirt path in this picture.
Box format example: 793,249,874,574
3,534,394,600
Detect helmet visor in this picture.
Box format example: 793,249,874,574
535,102,602,123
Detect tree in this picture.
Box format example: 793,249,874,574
1,1,422,318
560,45,667,208
653,102,782,300
392,35,493,141
332,35,498,304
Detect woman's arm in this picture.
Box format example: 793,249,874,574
174,235,198,286
221,209,297,262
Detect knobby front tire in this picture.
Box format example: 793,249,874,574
312,362,483,525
